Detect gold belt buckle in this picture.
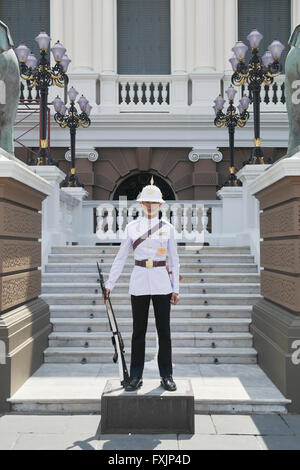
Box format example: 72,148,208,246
146,259,153,268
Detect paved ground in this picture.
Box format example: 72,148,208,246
0,413,300,450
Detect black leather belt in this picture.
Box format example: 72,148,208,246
135,259,166,268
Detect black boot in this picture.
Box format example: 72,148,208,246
125,376,143,392
160,375,177,391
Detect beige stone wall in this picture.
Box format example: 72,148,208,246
0,177,51,412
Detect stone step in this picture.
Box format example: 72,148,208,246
48,331,253,348
48,253,255,264
44,262,259,273
50,317,252,333
42,293,262,306
51,245,252,254
7,363,290,414
48,304,253,319
42,272,261,284
42,282,260,294
43,346,257,364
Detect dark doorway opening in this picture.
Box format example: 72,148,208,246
112,171,176,201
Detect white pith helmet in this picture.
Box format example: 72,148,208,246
136,176,165,203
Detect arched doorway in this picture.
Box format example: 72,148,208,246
112,171,176,201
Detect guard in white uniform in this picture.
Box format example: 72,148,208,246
103,177,180,391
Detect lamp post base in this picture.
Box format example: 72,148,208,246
218,166,243,189
243,146,274,166
62,172,84,188
28,147,57,166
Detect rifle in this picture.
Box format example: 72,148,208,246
97,262,130,388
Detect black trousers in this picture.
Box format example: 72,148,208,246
130,293,173,378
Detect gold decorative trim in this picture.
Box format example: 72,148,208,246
254,138,261,147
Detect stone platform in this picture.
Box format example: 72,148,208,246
6,363,291,414
101,379,194,434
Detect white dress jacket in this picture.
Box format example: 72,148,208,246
105,215,180,295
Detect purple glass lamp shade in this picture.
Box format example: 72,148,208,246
268,40,285,60
60,104,67,116
229,56,238,71
14,43,30,62
85,103,93,116
212,105,218,115
52,96,64,113
239,95,251,109
68,86,79,102
232,41,248,60
78,95,89,112
35,32,51,50
25,53,38,69
51,41,67,62
61,54,71,72
247,29,263,48
214,95,226,110
237,103,244,114
225,85,237,101
262,50,274,67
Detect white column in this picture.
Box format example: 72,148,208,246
170,0,188,113
102,0,116,73
216,186,243,246
99,0,118,113
171,0,186,73
50,0,64,45
92,0,103,72
49,0,67,105
193,0,215,72
222,0,238,93
190,0,223,113
223,0,238,73
62,0,99,112
72,0,93,71
292,0,300,30
236,164,271,266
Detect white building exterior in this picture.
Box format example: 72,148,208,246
14,0,298,153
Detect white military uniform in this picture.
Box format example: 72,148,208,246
105,215,180,295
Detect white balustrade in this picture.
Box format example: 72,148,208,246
79,200,224,245
118,75,171,112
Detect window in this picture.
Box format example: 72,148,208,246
0,0,50,57
117,0,171,75
238,0,291,71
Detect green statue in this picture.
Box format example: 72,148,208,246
285,24,300,156
0,20,20,154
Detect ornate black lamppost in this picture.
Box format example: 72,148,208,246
213,85,250,187
53,87,92,187
229,29,285,165
15,32,71,165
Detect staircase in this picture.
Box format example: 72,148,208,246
42,244,261,365
8,244,291,414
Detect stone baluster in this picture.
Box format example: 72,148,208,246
153,82,159,105
161,81,168,104
136,80,143,105
145,82,151,104
120,82,127,104
128,81,135,105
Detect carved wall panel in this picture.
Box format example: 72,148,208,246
0,240,41,274
0,270,41,312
